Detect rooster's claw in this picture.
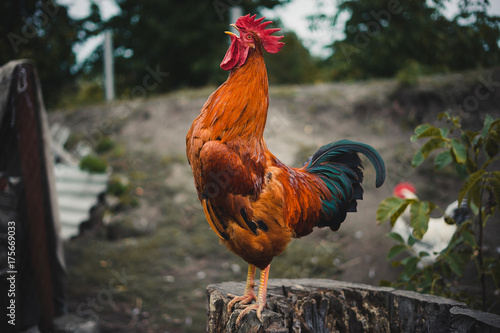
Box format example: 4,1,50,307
227,292,256,312
235,302,266,325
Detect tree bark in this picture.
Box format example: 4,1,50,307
206,278,500,333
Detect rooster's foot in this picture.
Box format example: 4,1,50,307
227,292,257,312
235,301,266,325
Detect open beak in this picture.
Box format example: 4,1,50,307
225,24,239,36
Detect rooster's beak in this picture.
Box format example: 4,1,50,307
225,24,239,36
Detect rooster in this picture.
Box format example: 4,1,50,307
392,182,471,267
186,14,386,323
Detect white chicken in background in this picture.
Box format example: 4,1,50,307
392,183,417,244
392,182,472,268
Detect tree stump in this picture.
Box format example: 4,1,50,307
206,278,500,332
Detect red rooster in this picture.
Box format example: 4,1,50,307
186,14,386,323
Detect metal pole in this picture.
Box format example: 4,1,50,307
229,6,243,34
103,30,115,102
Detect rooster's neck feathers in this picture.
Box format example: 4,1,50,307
202,48,269,143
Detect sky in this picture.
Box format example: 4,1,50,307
58,0,500,63
261,0,340,58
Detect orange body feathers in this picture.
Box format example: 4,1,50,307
186,14,386,271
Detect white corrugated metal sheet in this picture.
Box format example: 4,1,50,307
54,164,108,239
51,123,109,240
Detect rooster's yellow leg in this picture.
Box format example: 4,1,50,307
235,264,270,325
227,264,257,311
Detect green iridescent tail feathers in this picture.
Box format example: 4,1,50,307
304,139,386,231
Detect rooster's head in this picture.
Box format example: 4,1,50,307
221,14,284,71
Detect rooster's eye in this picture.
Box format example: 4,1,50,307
247,35,253,39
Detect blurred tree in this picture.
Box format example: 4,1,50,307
265,31,322,84
0,1,103,107
89,0,290,97
319,0,500,81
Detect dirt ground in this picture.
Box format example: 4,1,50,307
49,68,500,332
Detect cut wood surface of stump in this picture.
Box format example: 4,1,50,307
206,278,500,333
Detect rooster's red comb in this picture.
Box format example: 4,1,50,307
235,14,284,53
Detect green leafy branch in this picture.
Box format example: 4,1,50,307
377,112,500,312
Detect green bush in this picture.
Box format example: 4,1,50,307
95,137,116,154
79,154,108,173
107,175,130,197
395,60,426,87
377,112,500,312
107,175,140,210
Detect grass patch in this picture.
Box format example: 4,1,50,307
79,154,108,173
